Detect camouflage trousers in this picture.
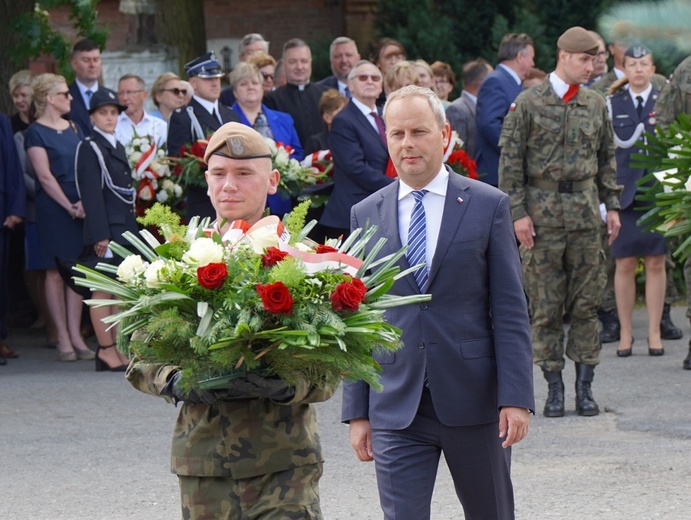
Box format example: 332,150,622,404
521,226,605,372
179,463,323,520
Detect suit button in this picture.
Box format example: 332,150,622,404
418,342,425,349
420,302,428,310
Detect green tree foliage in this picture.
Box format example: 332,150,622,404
10,0,108,80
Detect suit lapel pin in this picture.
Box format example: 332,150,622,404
457,197,464,203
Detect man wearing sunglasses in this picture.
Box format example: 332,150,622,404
319,60,393,240
115,74,168,148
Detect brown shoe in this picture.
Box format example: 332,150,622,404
0,343,18,358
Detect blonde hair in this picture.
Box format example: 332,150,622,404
9,69,35,94
31,73,67,117
385,61,419,94
151,72,181,107
246,51,276,69
229,62,263,89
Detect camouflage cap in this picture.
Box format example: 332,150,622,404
203,122,272,163
557,27,599,56
625,42,652,59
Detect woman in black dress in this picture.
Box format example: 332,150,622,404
25,73,93,362
76,88,138,371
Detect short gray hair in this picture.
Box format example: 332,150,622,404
383,85,446,130
347,60,380,81
330,36,358,57
239,33,269,56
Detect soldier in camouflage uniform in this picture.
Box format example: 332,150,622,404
499,27,622,417
656,54,691,370
126,123,337,519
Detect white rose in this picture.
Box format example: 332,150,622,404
125,146,134,157
131,138,141,147
157,149,166,158
150,162,161,174
274,149,289,168
183,237,224,266
140,143,151,153
173,184,183,197
139,185,154,201
116,255,147,283
162,179,175,190
265,138,277,155
156,190,169,203
131,151,143,163
145,259,167,288
246,225,279,253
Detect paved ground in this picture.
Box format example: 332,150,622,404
1,306,690,519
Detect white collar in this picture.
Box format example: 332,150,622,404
629,83,653,107
351,96,377,116
463,91,477,104
398,165,449,201
549,72,573,98
613,67,625,80
194,95,219,115
75,80,99,95
93,127,117,148
498,64,522,86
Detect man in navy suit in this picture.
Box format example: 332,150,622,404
66,39,102,136
342,86,534,520
316,37,360,99
0,114,26,363
168,52,240,220
319,60,393,239
475,33,534,186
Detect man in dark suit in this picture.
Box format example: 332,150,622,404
0,113,26,363
475,33,534,186
319,60,393,239
168,51,240,220
342,86,534,520
264,39,328,148
66,39,102,136
316,37,360,99
446,59,492,159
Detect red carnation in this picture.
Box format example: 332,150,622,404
256,282,294,314
315,244,338,254
330,277,368,312
262,247,289,267
197,263,228,290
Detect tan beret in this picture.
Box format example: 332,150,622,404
557,27,599,56
203,122,272,163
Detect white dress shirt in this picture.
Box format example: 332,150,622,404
351,97,380,134
398,165,448,272
115,111,168,149
75,80,99,110
193,95,223,125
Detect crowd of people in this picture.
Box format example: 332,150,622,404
2,24,691,519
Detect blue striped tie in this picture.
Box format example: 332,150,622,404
407,189,429,290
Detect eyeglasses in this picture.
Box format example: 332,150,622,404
356,74,382,82
54,91,71,98
162,88,188,96
261,73,275,80
117,89,145,96
596,51,610,59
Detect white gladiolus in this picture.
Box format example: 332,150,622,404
183,238,224,266
116,255,147,283
145,259,167,288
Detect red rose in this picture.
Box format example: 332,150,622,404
315,244,338,254
197,263,228,289
262,247,289,267
190,139,208,158
256,282,293,314
330,277,368,312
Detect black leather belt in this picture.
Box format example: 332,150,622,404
527,177,594,193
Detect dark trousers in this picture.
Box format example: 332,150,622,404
371,389,514,520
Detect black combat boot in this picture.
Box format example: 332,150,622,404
660,304,683,340
684,342,691,370
598,308,620,343
575,363,599,416
542,369,565,417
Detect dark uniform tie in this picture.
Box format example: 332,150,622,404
636,95,644,118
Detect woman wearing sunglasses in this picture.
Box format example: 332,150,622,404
150,72,188,122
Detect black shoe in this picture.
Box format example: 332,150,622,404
648,338,665,357
542,370,565,417
95,345,127,372
684,345,691,370
598,309,620,343
660,304,683,340
617,338,634,357
575,363,599,416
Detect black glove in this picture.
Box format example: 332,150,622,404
161,371,218,405
221,373,295,402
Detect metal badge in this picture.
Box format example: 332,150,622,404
229,136,244,156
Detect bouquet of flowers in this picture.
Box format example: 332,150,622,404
634,113,691,258
266,138,331,202
173,138,209,189
125,131,184,217
443,131,479,179
73,202,430,392
298,149,334,208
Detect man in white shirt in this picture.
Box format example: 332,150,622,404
115,74,168,149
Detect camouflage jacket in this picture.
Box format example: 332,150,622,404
498,77,621,230
126,360,337,480
656,56,691,129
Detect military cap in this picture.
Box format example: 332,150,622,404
204,122,272,163
557,27,599,56
185,51,224,79
88,87,126,114
625,42,652,59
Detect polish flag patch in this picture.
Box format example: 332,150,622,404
509,102,517,111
